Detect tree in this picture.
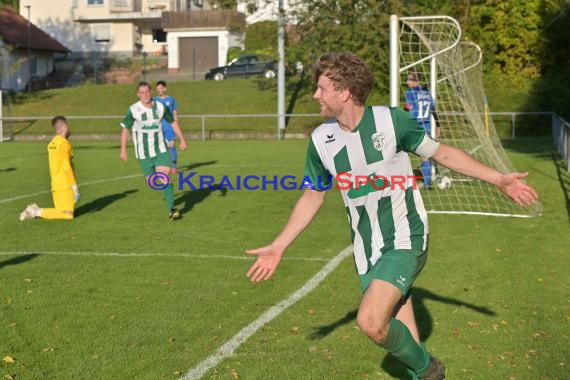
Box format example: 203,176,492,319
467,0,543,78
0,0,17,10
288,0,407,92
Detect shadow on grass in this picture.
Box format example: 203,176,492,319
0,254,39,270
309,287,496,379
176,160,218,172
174,185,228,215
552,152,570,223
75,189,138,217
0,167,17,173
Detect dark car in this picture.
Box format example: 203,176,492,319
204,54,277,80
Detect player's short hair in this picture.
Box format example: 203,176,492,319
313,53,374,106
137,81,151,91
407,71,421,82
51,115,67,128
156,80,167,87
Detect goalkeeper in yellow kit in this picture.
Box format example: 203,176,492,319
19,116,80,220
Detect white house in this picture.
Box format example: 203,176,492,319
1,7,70,91
19,0,247,75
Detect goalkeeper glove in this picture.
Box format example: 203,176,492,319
71,184,80,203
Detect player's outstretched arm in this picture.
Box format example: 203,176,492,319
246,188,326,282
120,128,129,161
432,144,538,206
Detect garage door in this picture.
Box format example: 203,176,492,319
179,37,218,76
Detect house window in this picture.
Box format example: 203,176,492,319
152,28,167,43
92,24,111,43
30,56,37,75
87,0,105,5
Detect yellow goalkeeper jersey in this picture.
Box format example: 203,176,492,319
47,135,76,191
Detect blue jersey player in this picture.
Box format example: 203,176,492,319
404,72,440,189
154,80,181,172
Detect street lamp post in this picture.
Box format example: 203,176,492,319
25,5,31,92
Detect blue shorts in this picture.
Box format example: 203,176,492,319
162,124,176,142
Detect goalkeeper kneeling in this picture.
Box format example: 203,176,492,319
19,116,80,221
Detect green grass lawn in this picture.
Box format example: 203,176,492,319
0,138,568,379
0,77,389,137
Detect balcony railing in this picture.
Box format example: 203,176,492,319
110,0,194,13
110,0,139,12
162,10,246,29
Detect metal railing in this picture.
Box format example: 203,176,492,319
488,111,553,139
1,112,570,172
552,114,570,171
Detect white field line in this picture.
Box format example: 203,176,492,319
180,245,353,380
0,174,141,205
0,250,333,262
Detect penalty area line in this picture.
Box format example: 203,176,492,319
0,251,334,262
180,245,353,380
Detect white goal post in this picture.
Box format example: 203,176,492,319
389,14,542,218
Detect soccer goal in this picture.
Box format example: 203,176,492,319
390,14,542,218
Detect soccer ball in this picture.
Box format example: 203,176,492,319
437,175,452,190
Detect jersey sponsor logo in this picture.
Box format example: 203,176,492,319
141,123,160,130
371,132,386,151
325,134,335,144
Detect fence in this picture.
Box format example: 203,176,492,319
552,114,570,171
1,111,570,171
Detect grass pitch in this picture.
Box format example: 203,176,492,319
0,138,568,379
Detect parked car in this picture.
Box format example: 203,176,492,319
204,54,277,80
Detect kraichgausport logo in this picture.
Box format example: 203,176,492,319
146,172,423,193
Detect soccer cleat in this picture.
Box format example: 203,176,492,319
421,356,445,380
171,167,177,174
169,209,181,220
19,203,39,221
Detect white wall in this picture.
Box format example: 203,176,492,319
20,0,138,56
167,30,231,70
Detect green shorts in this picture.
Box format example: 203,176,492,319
138,151,172,177
359,248,428,296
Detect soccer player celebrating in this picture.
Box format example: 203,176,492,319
154,80,180,173
20,116,80,220
246,53,538,379
404,71,440,189
120,81,187,220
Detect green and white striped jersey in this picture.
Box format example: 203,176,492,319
304,106,440,275
121,101,174,159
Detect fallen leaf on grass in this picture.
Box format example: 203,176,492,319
42,347,54,353
2,356,15,364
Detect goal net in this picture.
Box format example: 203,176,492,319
390,15,542,217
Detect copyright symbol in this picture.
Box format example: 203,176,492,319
147,172,170,190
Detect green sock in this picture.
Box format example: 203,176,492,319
162,183,175,211
378,318,431,377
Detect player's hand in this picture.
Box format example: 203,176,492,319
498,172,538,206
71,184,80,204
120,150,128,161
246,245,284,282
179,140,187,151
